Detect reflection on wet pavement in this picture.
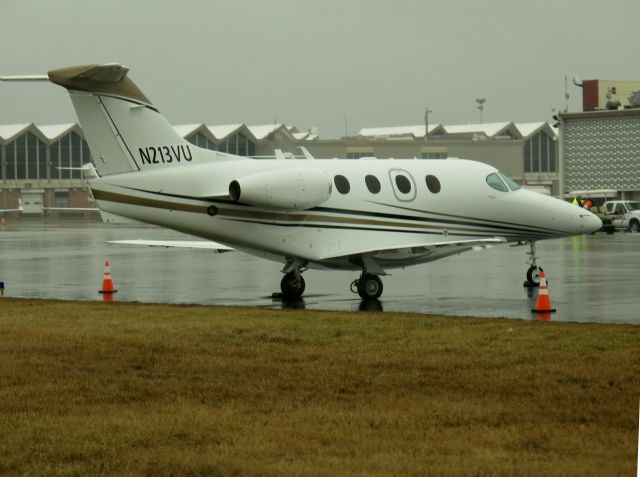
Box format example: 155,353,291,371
0,217,638,324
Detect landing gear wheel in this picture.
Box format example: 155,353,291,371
280,272,305,301
357,273,383,300
525,266,544,288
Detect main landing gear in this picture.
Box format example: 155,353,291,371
278,257,387,302
350,272,384,300
523,241,544,288
279,258,306,301
280,271,305,301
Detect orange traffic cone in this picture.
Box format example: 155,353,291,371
531,271,555,314
99,260,118,298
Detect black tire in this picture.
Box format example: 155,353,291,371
526,266,543,287
629,220,639,233
357,273,383,300
280,272,305,301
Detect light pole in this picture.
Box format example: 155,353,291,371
424,106,432,141
475,98,486,124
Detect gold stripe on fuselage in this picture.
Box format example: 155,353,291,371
91,188,553,238
92,188,208,214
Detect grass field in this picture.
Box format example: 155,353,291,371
0,298,638,476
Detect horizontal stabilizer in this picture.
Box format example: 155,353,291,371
48,63,151,105
0,75,49,82
73,63,129,82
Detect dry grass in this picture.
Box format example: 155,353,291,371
0,298,638,476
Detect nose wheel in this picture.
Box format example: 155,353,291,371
351,273,383,300
523,241,543,288
525,265,544,288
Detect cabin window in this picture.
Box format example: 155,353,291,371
388,169,416,201
334,175,350,194
425,175,441,193
365,175,381,194
486,173,509,192
395,175,412,194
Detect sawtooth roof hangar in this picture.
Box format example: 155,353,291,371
0,121,559,213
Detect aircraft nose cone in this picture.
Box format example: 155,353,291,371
579,210,602,233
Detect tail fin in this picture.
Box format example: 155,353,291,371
48,64,200,176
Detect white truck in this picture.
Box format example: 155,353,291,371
603,201,640,232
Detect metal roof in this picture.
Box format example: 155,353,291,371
358,121,555,139
359,124,442,139
0,120,557,146
172,124,204,138
0,123,318,145
0,123,32,142
37,123,80,141
205,124,244,140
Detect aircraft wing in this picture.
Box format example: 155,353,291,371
108,239,234,252
320,237,507,260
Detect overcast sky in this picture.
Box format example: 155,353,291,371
1,0,638,137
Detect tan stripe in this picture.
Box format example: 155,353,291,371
92,189,208,214
92,188,527,236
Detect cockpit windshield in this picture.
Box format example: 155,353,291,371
486,172,522,192
499,172,521,191
486,173,508,192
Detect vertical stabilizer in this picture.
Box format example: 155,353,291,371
48,64,199,176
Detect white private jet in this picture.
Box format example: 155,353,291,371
1,64,602,301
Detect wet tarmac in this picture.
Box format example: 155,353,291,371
0,217,638,324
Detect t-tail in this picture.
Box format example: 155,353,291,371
45,64,205,176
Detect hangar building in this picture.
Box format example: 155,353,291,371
1,120,559,214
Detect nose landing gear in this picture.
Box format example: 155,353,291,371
523,241,543,288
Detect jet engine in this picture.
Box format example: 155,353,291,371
229,168,332,210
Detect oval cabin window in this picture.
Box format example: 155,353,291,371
395,174,412,194
334,175,351,194
425,175,441,193
365,175,381,194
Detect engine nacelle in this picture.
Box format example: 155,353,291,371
229,168,332,210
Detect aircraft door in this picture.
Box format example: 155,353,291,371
388,169,416,202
